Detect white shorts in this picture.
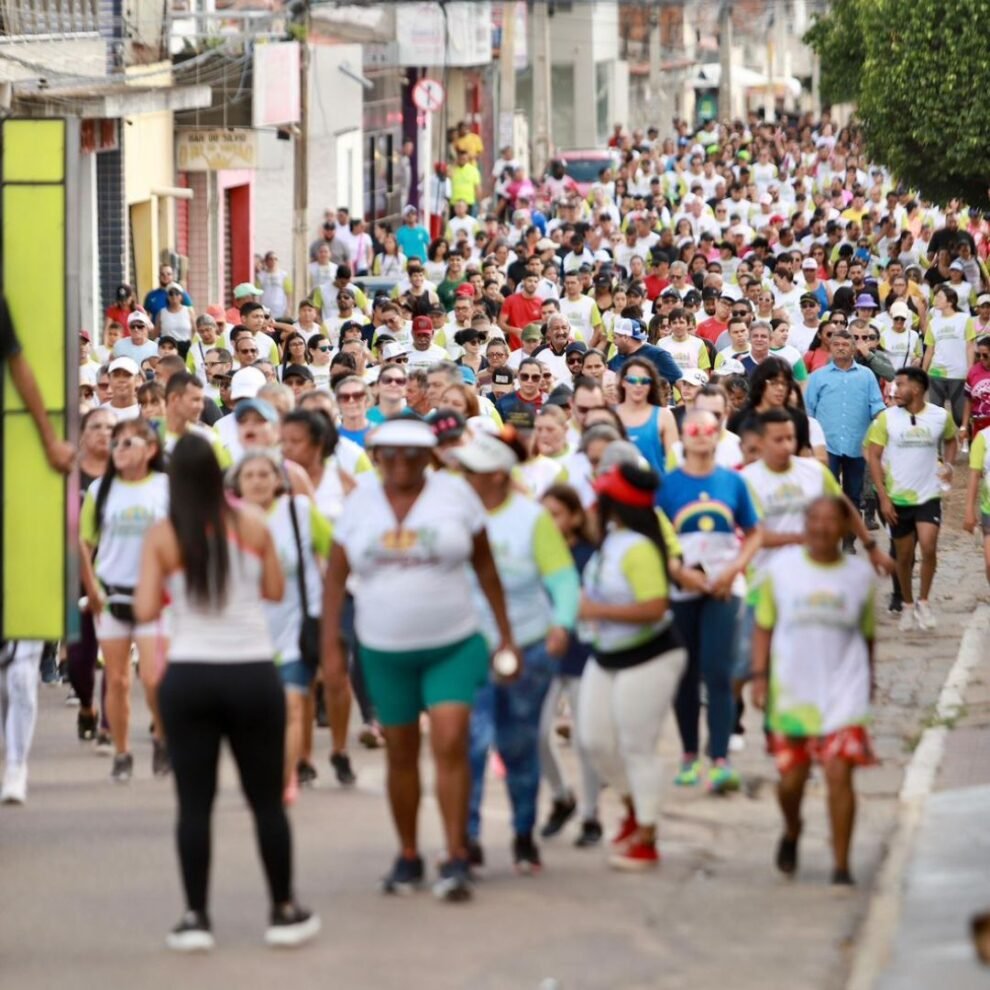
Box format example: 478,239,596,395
96,609,169,642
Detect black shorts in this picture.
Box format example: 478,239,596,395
890,499,941,539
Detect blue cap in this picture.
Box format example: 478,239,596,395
234,398,278,424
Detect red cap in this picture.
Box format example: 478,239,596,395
455,283,475,298
206,304,226,320
79,328,91,342
769,214,786,225
592,465,655,508
412,315,433,334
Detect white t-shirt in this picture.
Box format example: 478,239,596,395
558,294,599,343
334,470,485,650
659,334,709,370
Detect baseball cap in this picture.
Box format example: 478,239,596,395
855,293,878,309
426,408,467,444
759,193,772,206
613,318,646,341
565,341,588,357
455,283,475,298
79,328,91,342
545,385,574,409
714,358,746,376
890,301,911,319
678,368,710,388
282,364,314,383
412,315,433,334
801,257,818,269
206,304,226,321
382,341,412,360
367,415,436,449
233,282,263,300
949,259,966,272
157,335,179,350
701,287,720,301
402,204,418,216
165,282,185,295
115,284,132,302
977,294,990,307
521,323,543,343
234,398,278,424
128,311,152,328
536,238,556,251
450,432,519,474
491,367,515,386
108,356,139,376
230,366,267,400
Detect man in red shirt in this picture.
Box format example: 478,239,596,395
499,272,543,349
643,249,671,301
696,292,732,345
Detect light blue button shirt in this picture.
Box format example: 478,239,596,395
805,360,886,458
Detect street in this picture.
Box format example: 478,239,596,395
4,494,986,990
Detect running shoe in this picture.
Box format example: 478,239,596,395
915,600,936,631
296,760,318,787
77,710,98,742
358,723,385,749
831,868,855,886
888,591,903,613
432,858,472,902
775,833,800,876
512,833,542,875
166,911,214,953
539,793,576,838
466,839,485,869
898,606,916,632
611,812,639,847
1,763,27,805
152,739,171,778
111,752,133,783
674,758,702,787
608,840,659,872
707,762,741,794
574,819,603,848
65,689,80,707
264,904,320,948
329,751,356,786
95,731,113,756
381,854,425,895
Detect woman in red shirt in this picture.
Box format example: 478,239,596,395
104,284,145,338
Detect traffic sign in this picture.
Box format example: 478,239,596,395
412,77,445,113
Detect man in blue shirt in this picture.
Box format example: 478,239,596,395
395,205,431,264
805,328,886,509
143,264,192,323
607,317,682,387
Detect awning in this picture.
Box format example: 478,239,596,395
691,63,802,99
12,82,212,119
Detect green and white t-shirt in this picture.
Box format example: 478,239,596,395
658,334,711,371
924,312,975,378
755,546,875,737
583,528,670,654
471,492,579,649
80,473,170,588
866,403,956,506
879,326,922,366
969,428,990,516
742,456,842,588
558,294,602,343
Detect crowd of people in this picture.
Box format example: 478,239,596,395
3,110,990,952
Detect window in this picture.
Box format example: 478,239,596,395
1,0,100,36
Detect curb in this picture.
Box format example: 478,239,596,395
846,604,990,990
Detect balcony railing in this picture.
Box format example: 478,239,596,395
0,0,101,37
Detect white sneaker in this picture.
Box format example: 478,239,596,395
898,606,916,632
265,905,320,948
1,763,27,805
915,600,936,631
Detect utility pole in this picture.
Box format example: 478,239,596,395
718,1,733,123
498,1,517,161
648,7,662,129
292,5,310,311
532,0,552,176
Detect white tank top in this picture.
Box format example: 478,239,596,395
159,306,193,342
166,537,274,663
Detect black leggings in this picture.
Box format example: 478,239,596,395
158,661,293,913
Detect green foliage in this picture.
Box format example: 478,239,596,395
803,0,865,107
805,0,990,209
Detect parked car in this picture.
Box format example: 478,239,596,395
554,149,619,197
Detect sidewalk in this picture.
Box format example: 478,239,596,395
872,605,990,990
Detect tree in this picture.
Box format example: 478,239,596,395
805,0,990,209
802,0,864,107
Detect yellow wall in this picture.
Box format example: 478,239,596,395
124,106,175,297
2,119,69,639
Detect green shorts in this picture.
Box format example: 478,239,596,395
359,633,490,727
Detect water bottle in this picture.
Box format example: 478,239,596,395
492,648,518,678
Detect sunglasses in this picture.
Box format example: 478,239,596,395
683,421,719,437
731,310,748,318
380,376,407,386
566,354,584,363
111,437,146,451
337,392,365,403
624,375,651,386
541,371,553,380
831,319,847,326
315,345,331,352
801,302,818,308
239,346,259,355
377,446,427,460
518,372,541,382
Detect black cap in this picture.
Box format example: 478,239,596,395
157,335,179,348
426,407,466,444
546,384,574,408
491,367,515,386
283,364,314,382
683,289,702,306
701,286,720,301
565,341,588,356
